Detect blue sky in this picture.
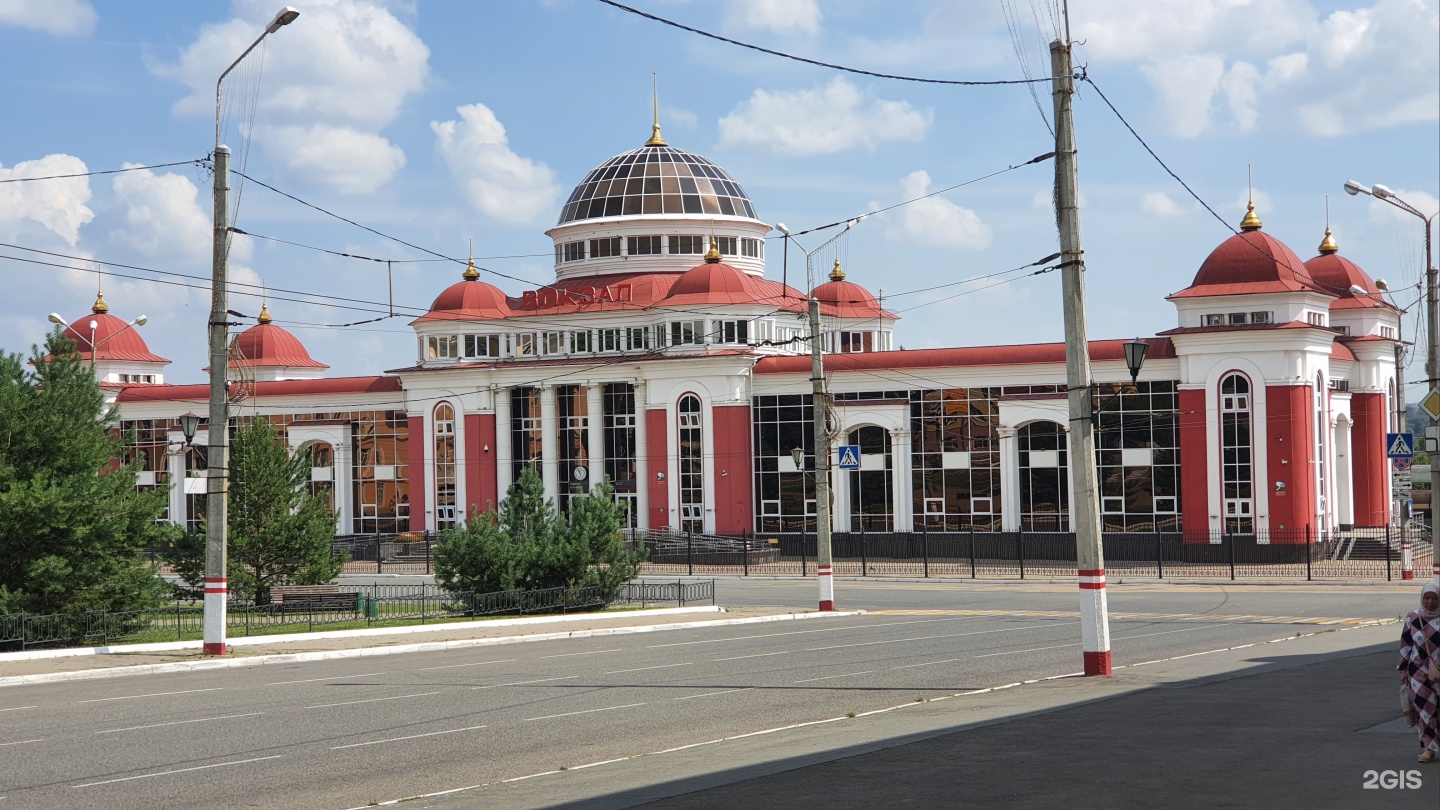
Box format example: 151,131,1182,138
1,0,1436,390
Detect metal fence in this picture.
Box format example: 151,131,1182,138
0,579,713,652
624,526,1435,581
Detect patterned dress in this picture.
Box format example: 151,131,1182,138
1398,611,1440,752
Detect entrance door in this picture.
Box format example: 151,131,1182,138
847,426,893,531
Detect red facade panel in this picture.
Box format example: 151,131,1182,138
464,413,498,518
646,408,669,530
711,405,753,535
1265,385,1316,537
1178,388,1209,534
1350,392,1388,527
408,415,425,532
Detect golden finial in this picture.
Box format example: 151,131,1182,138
463,239,480,280
703,236,722,263
1240,165,1262,231
1318,227,1338,255
644,73,667,147
257,302,272,324
829,258,846,281
91,289,109,314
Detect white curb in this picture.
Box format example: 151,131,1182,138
0,606,723,662
0,610,863,688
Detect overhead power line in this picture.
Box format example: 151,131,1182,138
0,159,206,184
594,0,1052,86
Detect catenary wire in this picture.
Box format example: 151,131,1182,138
0,159,206,184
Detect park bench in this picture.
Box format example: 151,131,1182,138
269,585,359,612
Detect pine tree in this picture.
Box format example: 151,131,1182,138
0,333,171,614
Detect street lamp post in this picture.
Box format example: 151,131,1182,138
776,219,862,610
1344,180,1439,572
204,6,299,656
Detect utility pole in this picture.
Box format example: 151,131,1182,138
204,144,231,656
808,297,834,610
1050,38,1109,675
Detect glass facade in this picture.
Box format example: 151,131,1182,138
677,394,704,533
119,418,173,523
752,394,817,533
556,385,589,512
603,383,638,527
433,403,457,528
557,145,758,224
511,387,542,485
847,425,893,531
912,388,1003,532
1094,381,1181,531
1220,373,1255,533
1018,421,1068,532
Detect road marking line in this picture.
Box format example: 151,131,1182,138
470,676,578,690
889,657,966,671
0,739,44,747
645,616,965,648
266,672,385,685
604,663,692,675
331,724,490,750
673,688,755,700
0,706,37,713
71,755,283,788
78,687,224,704
974,642,1078,658
1114,624,1229,641
304,692,441,709
414,659,517,671
805,621,1074,652
524,703,645,722
792,670,874,684
94,713,264,735
540,648,622,659
714,651,789,661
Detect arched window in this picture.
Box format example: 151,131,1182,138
1220,374,1253,534
308,442,334,509
1018,421,1068,532
677,395,704,533
1315,373,1328,529
433,403,457,528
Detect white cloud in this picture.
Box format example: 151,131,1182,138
431,103,560,226
0,154,94,245
1141,192,1183,217
0,0,96,36
887,171,991,250
726,0,821,35
718,78,930,156
153,0,430,194
256,124,407,195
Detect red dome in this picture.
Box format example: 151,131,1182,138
1170,229,1324,299
415,278,511,323
61,312,168,363
1304,252,1392,311
664,261,806,311
232,322,328,369
812,279,895,319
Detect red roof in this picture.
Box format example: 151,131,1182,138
811,279,897,319
1330,341,1357,361
664,262,808,311
1155,320,1331,337
116,375,402,403
1169,230,1329,300
232,323,328,369
754,338,1176,374
1304,252,1393,311
61,312,169,363
415,278,512,323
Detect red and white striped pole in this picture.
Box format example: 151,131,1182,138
1403,538,1414,580
203,577,227,655
1078,568,1111,674
818,564,834,611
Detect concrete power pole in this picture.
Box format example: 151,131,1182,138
808,297,835,610
1050,39,1110,675
204,144,231,656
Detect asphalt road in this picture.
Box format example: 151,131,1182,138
0,581,1420,810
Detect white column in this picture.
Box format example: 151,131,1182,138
333,440,353,534
587,384,605,489
998,426,1020,531
1063,423,1076,533
890,428,913,532
834,456,852,533
1335,417,1353,529
167,435,186,527
540,385,559,502
635,380,649,529
494,386,512,498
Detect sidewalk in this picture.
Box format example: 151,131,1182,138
413,622,1439,810
0,606,837,685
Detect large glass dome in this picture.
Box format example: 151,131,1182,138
557,145,758,225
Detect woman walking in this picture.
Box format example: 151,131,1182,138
1399,582,1440,762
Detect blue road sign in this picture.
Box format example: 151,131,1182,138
837,445,861,470
1387,432,1415,460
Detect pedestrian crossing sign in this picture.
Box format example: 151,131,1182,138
1387,432,1414,460
837,445,861,470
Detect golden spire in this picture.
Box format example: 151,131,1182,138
644,72,667,147
829,258,846,281
463,239,480,280
1240,165,1262,231
703,236,722,263
1318,227,1338,255
91,289,109,314
257,302,272,324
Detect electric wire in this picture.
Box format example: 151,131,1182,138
0,159,206,184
